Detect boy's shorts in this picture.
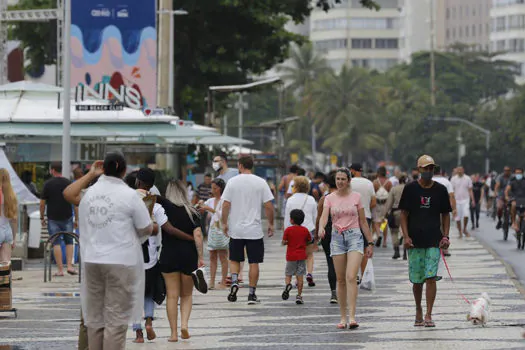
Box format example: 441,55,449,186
285,260,306,276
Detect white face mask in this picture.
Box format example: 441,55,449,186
212,162,221,172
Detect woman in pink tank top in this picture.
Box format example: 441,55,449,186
318,168,374,330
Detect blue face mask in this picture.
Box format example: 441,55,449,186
516,174,523,181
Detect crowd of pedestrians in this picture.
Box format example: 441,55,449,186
11,150,512,349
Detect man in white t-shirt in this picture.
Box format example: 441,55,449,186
221,155,275,305
286,168,307,198
389,169,400,187
450,166,475,237
349,163,376,277
433,166,456,257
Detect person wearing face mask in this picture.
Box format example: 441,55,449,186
399,155,452,328
213,153,239,183
505,168,525,232
450,167,476,238
409,168,420,183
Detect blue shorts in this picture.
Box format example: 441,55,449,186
48,219,74,246
0,223,13,244
330,228,364,257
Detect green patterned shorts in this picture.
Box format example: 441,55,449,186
408,247,443,284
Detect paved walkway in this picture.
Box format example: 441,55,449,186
2,228,525,349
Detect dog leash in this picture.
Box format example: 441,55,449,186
440,249,471,305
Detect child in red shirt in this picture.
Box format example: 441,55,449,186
282,209,312,304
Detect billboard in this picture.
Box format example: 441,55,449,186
71,0,157,109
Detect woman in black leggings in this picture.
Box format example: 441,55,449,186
315,171,338,304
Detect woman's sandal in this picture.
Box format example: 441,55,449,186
424,320,436,328
181,329,191,339
349,322,359,330
336,323,347,329
414,319,425,327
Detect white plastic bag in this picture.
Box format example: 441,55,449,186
360,259,376,291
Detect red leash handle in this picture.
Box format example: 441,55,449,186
440,249,471,305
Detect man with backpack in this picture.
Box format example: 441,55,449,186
373,166,393,247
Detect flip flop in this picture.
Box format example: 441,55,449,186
336,323,347,329
349,322,359,329
53,272,64,277
414,319,425,327
67,269,78,276
424,320,436,328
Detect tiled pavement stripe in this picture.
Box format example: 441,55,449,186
1,230,525,349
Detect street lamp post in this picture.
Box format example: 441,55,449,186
158,9,188,111
61,0,71,177
428,117,491,174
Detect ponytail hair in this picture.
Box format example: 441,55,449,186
103,151,127,178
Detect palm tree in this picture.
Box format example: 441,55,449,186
311,65,383,163
277,43,331,166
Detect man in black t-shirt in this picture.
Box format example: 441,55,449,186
399,155,452,328
40,162,75,276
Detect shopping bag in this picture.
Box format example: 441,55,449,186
360,259,376,291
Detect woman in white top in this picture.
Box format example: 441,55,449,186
0,169,18,263
284,176,318,287
63,154,153,349
200,178,229,289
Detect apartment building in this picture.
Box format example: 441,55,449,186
490,0,525,80
438,0,491,51
309,0,402,71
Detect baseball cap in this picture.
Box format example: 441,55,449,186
136,168,156,187
349,163,363,172
417,155,436,168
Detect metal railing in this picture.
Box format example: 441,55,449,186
43,231,81,283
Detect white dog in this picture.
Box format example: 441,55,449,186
467,292,491,326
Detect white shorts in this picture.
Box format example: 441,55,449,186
455,200,470,221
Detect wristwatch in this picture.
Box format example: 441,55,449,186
368,242,375,246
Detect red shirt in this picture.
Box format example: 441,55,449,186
283,225,311,261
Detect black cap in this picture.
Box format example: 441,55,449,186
136,168,156,187
350,163,363,172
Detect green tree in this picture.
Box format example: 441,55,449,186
8,0,57,74
277,43,330,158
311,66,383,163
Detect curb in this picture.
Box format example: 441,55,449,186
474,235,525,298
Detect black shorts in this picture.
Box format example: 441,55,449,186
361,218,372,248
229,238,264,264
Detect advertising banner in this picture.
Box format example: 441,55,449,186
71,0,157,109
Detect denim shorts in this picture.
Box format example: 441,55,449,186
330,227,364,257
0,223,13,244
48,219,74,246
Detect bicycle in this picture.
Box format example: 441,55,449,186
516,204,525,250
502,201,511,241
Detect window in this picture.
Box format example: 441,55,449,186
509,15,525,29
351,39,373,49
459,6,462,19
351,59,370,68
446,29,450,39
497,40,506,51
510,39,525,52
375,38,398,49
459,27,463,37
452,28,456,38
446,8,450,19
313,18,348,31
465,5,469,17
466,26,469,37
472,25,476,36
452,8,456,20
313,39,348,52
486,23,490,34
472,5,476,16
349,17,399,30
369,59,398,71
